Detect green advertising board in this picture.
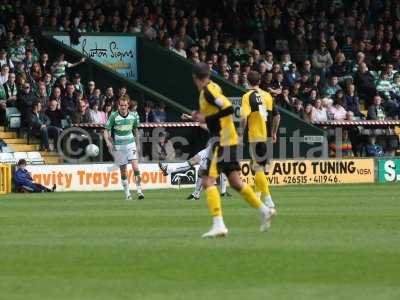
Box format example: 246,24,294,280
378,159,400,183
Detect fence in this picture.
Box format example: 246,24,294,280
0,164,12,194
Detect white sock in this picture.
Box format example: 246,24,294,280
212,216,226,228
167,161,191,174
194,177,203,196
255,191,261,199
135,176,142,194
219,174,227,194
258,203,270,215
122,179,130,197
264,195,275,208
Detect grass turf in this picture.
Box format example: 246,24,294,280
0,184,399,300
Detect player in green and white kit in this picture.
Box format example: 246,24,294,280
103,97,144,200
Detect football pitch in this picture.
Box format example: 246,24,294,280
0,184,399,300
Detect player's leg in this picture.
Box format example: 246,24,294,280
119,164,132,200
159,155,200,176
201,146,228,238
131,159,144,199
251,142,276,209
187,173,202,200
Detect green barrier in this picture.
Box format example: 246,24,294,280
378,159,400,183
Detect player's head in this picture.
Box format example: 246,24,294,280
118,96,129,115
192,62,210,91
247,71,261,87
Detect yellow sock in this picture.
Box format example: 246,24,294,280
255,170,271,198
205,186,222,217
240,184,263,209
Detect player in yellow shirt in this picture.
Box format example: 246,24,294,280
240,71,280,212
191,62,273,238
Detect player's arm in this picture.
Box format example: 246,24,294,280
103,114,114,152
271,102,280,143
201,87,234,124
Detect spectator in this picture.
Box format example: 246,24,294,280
61,83,77,116
89,101,107,124
276,86,292,111
29,101,59,151
172,40,187,58
364,135,384,157
344,83,363,117
51,53,85,80
72,100,93,124
330,52,351,82
140,101,155,161
14,159,56,193
153,102,167,122
328,91,347,121
88,88,102,106
155,132,175,161
3,72,17,107
303,103,313,123
376,71,393,100
102,87,116,107
329,130,354,158
72,73,84,94
17,82,36,124
311,98,328,123
39,53,51,74
284,63,300,87
0,49,14,70
103,102,113,119
45,99,64,130
312,42,333,80
86,81,96,98
36,82,49,108
292,98,305,119
354,62,376,107
0,65,9,85
323,75,342,99
367,95,386,120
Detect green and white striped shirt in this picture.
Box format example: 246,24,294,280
105,111,140,149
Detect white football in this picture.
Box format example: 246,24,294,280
86,144,100,157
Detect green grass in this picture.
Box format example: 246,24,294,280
0,184,400,300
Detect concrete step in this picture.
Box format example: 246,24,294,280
0,126,5,131
40,151,60,157
44,156,62,164
2,138,28,144
9,144,39,151
0,131,17,139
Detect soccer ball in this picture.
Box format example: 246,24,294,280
86,144,99,157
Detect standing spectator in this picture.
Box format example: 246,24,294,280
17,82,36,124
72,73,84,94
140,101,155,160
29,101,59,151
344,83,363,117
51,53,85,80
354,62,376,107
61,83,77,116
39,53,51,74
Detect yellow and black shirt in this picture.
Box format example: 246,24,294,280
199,81,238,147
241,87,278,142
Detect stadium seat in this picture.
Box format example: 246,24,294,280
5,107,21,130
0,152,14,164
27,152,44,164
13,152,28,163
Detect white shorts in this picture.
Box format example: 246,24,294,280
113,143,138,166
196,145,211,171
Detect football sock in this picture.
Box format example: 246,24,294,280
205,186,222,217
219,174,227,194
194,177,203,197
255,170,274,207
134,170,142,194
240,184,264,209
167,161,191,174
121,178,130,196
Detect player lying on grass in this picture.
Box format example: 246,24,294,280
103,96,144,200
14,159,56,193
239,71,280,212
158,144,231,200
191,62,273,238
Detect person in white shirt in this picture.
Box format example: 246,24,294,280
311,98,328,122
172,41,187,58
0,65,9,85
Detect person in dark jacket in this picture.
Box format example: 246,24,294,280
61,83,77,117
354,62,376,107
17,82,37,125
29,101,60,151
14,159,56,192
344,83,363,117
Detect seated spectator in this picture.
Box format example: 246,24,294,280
330,52,351,82
390,73,400,101
364,135,384,157
172,40,187,58
89,101,107,124
275,86,292,111
0,65,10,85
312,42,333,80
303,88,318,105
45,99,64,130
328,91,347,120
3,72,17,107
72,73,84,94
367,95,386,120
102,87,116,107
311,98,328,123
376,71,393,100
103,102,113,119
29,101,59,151
61,83,77,116
303,103,313,123
323,75,342,99
72,100,93,124
280,52,292,72
155,132,175,161
0,49,14,70
153,102,167,122
39,52,51,74
292,98,305,119
14,159,56,193
36,82,49,108
129,100,138,112
88,88,102,106
344,83,363,117
86,81,96,98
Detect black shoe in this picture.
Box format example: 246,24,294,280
158,162,168,176
138,192,144,200
186,193,200,200
52,184,57,192
221,192,232,197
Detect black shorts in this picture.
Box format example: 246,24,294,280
203,144,241,178
249,142,269,166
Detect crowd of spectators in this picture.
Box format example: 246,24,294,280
1,0,400,156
